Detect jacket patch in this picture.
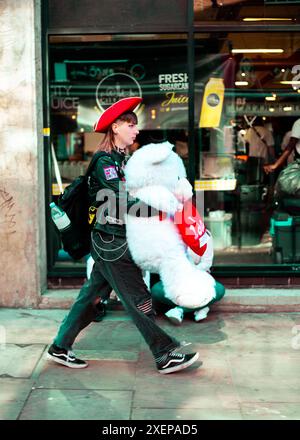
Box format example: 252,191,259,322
103,166,118,180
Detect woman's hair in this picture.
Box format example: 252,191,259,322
97,111,138,153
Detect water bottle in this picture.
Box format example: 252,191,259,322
49,202,71,231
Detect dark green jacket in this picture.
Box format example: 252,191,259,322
88,149,139,237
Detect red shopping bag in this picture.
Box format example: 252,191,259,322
174,199,207,256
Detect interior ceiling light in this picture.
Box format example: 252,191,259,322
283,106,292,111
235,81,248,86
232,49,284,54
243,18,293,21
265,96,276,101
279,81,300,85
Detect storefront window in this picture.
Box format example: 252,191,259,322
48,34,189,269
195,32,300,266
47,30,300,273
194,0,300,24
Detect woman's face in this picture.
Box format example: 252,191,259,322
113,120,139,148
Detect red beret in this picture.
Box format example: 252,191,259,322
94,97,142,133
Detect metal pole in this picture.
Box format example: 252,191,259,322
187,0,195,186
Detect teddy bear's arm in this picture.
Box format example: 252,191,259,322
174,177,193,203
134,185,182,216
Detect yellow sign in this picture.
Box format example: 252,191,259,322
52,183,68,196
194,179,237,191
199,78,224,128
43,127,50,136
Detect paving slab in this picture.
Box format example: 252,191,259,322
228,352,300,403
221,312,298,352
0,344,46,378
222,312,297,328
240,402,300,420
75,319,142,352
0,379,34,420
36,356,137,391
19,389,132,420
134,350,239,410
0,309,66,344
74,349,139,362
155,313,229,349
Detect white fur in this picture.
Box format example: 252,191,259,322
124,142,216,309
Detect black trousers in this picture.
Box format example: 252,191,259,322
54,230,179,359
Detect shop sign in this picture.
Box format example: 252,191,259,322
158,73,188,91
95,73,142,111
226,102,300,116
51,85,79,110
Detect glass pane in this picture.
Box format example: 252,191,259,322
48,34,189,269
195,32,300,266
194,0,300,23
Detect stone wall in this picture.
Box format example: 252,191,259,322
0,0,46,307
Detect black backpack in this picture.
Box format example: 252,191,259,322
57,151,110,260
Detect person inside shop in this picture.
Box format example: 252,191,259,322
244,116,275,165
264,118,300,174
69,133,85,161
47,97,200,375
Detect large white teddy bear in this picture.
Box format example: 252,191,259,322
124,141,216,309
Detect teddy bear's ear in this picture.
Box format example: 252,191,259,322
143,141,174,165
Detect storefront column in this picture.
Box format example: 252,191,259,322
0,0,46,307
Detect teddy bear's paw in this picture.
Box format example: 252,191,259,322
174,178,193,203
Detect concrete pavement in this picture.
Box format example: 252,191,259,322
1,301,300,420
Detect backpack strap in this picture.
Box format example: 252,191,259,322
85,151,111,177
251,125,269,148
85,151,117,227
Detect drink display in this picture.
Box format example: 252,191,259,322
199,77,225,128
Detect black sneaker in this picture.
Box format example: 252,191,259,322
47,344,88,369
156,350,199,374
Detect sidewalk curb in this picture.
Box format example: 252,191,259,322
39,288,300,313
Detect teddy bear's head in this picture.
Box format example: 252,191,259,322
125,142,187,194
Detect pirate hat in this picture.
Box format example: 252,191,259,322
94,97,142,133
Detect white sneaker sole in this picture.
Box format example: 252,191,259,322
194,306,210,322
158,352,200,374
46,353,88,369
165,315,183,326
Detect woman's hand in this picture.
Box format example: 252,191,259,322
263,163,276,174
